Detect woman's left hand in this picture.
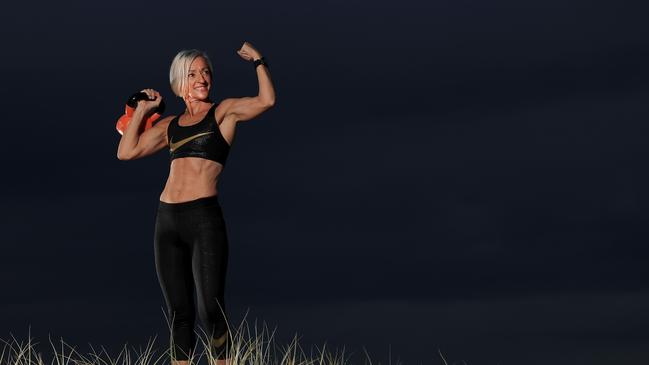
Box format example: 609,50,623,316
237,41,262,62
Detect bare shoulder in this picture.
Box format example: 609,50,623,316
152,114,176,131
150,114,176,144
215,98,238,118
156,114,176,124
214,96,272,123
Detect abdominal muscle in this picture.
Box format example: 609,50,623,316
159,157,224,203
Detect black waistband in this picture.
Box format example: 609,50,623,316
158,195,220,213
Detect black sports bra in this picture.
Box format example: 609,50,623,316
167,103,230,166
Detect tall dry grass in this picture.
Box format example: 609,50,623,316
0,309,408,365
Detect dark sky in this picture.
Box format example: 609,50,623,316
1,0,648,364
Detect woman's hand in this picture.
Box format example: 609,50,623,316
236,41,262,61
136,88,163,115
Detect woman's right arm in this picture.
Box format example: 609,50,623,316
116,113,173,160
117,88,171,160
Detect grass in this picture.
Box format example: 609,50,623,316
0,309,419,365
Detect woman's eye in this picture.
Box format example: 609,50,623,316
188,73,195,77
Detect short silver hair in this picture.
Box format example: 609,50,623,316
169,49,214,98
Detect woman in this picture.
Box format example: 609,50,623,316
117,42,275,365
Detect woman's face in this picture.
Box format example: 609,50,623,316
185,56,212,101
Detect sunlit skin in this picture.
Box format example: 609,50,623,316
116,42,275,365
159,55,234,204
117,42,275,205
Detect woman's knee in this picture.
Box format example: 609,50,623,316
168,307,196,328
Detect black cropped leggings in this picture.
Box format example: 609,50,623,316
154,195,231,360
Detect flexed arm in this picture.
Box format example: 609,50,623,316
117,89,171,160
223,41,276,122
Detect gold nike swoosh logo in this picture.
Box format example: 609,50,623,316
169,131,214,152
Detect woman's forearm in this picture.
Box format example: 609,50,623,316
254,57,275,106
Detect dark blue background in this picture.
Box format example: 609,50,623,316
1,0,648,364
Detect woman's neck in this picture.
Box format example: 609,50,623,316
183,99,213,117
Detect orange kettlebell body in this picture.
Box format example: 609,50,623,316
116,92,166,135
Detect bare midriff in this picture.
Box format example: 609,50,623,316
159,157,224,203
